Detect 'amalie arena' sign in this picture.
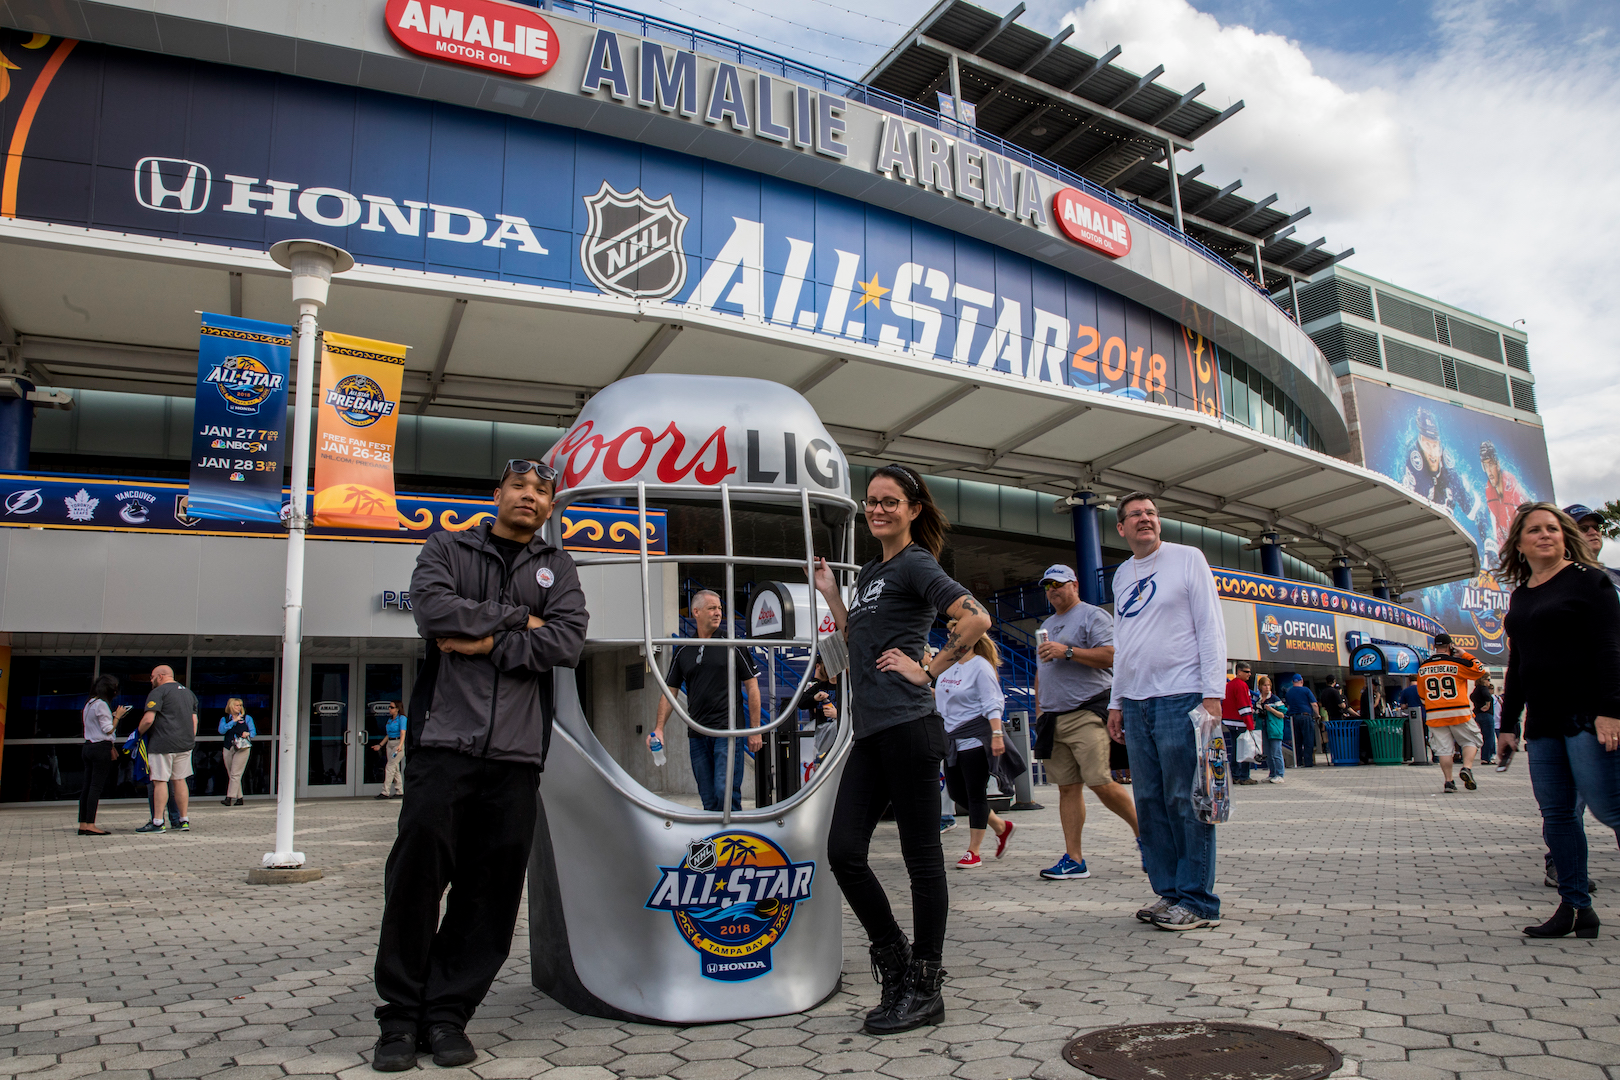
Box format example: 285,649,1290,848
0,30,1221,418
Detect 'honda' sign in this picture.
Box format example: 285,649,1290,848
1053,187,1132,258
385,0,559,78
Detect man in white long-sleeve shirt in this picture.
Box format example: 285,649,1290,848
1105,493,1227,931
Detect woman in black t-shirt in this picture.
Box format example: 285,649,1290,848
1497,503,1620,939
813,464,990,1036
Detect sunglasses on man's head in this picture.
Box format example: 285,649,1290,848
501,459,558,484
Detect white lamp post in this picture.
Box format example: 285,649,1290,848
256,239,354,881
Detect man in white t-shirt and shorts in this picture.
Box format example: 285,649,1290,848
1032,564,1140,880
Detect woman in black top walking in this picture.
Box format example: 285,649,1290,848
1496,503,1620,938
813,464,990,1035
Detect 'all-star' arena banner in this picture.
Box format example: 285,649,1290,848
187,314,292,523
0,30,1221,418
314,333,408,530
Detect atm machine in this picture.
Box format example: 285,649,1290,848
528,374,858,1024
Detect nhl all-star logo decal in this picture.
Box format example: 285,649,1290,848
579,181,689,300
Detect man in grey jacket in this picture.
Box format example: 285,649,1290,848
372,459,588,1072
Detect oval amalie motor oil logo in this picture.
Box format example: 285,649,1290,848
385,0,559,78
1053,187,1133,258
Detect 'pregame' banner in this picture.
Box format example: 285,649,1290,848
187,314,292,522
313,332,406,530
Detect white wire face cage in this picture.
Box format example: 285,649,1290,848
545,373,860,824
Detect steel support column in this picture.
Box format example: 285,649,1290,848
1073,491,1105,605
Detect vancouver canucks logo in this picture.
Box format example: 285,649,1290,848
206,354,283,415
580,181,689,301
1261,613,1282,652
1116,573,1157,618
326,374,396,428
645,831,815,982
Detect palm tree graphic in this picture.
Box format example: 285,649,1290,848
340,486,389,516
717,836,760,865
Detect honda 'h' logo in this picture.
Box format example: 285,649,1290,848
135,157,212,214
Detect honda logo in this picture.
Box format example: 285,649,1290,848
134,157,212,214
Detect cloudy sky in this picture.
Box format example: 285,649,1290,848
635,0,1620,510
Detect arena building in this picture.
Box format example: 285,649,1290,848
0,0,1474,803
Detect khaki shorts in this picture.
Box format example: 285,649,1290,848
1042,708,1112,787
1428,720,1482,756
148,751,193,782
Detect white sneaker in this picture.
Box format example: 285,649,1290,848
1268,776,1285,783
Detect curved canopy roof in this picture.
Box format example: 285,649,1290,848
0,221,1477,594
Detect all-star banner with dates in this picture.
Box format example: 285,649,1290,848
187,313,292,522
313,332,406,530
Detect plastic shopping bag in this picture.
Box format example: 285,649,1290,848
1236,728,1263,764
1191,706,1231,824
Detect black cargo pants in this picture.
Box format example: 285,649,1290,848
374,747,541,1033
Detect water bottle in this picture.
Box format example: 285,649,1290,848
649,733,666,767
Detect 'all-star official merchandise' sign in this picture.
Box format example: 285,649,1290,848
1212,567,1444,639
0,473,668,552
313,333,408,529
0,31,1223,420
187,314,291,523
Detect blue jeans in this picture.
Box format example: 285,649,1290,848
1291,714,1316,766
1529,730,1620,909
1224,726,1251,782
1263,732,1285,779
688,734,745,812
1479,714,1497,762
1122,694,1219,919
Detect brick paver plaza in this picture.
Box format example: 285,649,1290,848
5,763,1619,1080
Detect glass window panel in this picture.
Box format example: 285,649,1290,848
308,663,350,787
363,664,405,786
5,655,94,740
192,657,276,735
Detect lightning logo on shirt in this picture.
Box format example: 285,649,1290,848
1117,574,1158,618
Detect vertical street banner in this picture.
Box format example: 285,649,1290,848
313,332,407,529
188,314,292,522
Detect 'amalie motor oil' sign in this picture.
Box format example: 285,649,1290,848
384,0,560,77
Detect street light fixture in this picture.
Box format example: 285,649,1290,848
257,239,353,881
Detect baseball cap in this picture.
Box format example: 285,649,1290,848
1563,503,1602,525
1040,564,1078,585
1433,633,1452,647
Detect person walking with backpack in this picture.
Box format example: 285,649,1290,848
813,463,991,1035
371,459,588,1071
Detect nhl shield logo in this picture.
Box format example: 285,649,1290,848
580,181,689,300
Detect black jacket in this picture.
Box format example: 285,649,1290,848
408,522,589,768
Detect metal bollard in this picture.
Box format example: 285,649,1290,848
1007,711,1043,810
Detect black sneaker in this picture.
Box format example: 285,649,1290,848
1443,780,1457,794
176,819,190,832
374,792,390,800
371,1032,417,1072
427,1023,476,1067
1460,768,1476,790
135,820,167,833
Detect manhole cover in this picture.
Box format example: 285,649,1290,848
1062,1022,1342,1080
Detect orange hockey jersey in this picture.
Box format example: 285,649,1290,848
1415,650,1488,726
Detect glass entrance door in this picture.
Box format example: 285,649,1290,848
301,662,353,796
360,663,406,796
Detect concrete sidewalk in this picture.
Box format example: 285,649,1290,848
4,763,1619,1080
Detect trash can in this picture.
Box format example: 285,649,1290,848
1368,716,1406,765
1325,719,1364,766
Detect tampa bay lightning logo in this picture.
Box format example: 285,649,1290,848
1116,573,1158,618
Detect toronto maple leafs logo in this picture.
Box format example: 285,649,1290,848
65,488,99,522
579,181,689,300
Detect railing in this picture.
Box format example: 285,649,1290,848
520,0,1291,314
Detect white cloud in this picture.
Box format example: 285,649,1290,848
1064,0,1620,509
1063,0,1412,215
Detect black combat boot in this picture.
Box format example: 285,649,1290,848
864,958,945,1035
865,936,912,1027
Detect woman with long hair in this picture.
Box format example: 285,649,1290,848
936,621,1014,868
1256,675,1287,783
78,674,128,834
218,697,256,806
1496,503,1620,938
813,464,991,1035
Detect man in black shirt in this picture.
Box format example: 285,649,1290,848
650,589,762,811
1320,676,1350,722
